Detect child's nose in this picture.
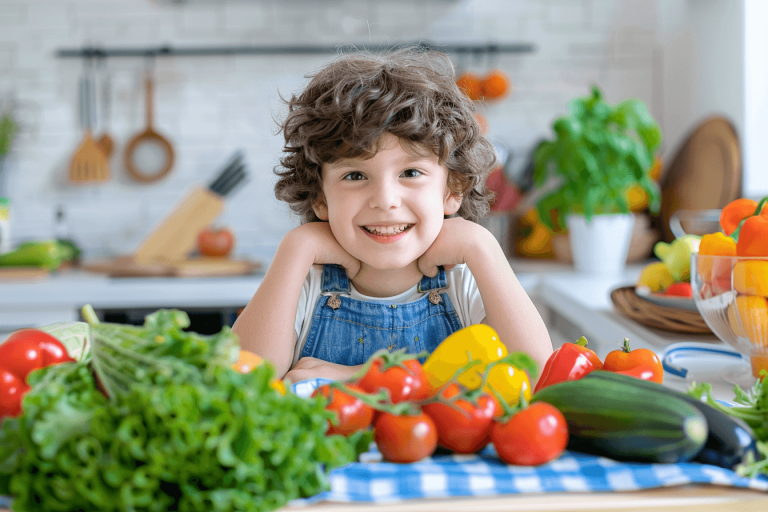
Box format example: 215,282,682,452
368,180,401,210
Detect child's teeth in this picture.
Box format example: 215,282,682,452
366,224,410,235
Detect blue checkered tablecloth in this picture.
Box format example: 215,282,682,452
287,378,768,506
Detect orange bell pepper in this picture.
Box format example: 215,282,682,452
736,215,768,257
721,198,759,236
603,337,663,384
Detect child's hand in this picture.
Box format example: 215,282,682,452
289,222,361,279
284,356,362,383
418,217,493,277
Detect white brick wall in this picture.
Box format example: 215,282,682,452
0,0,663,261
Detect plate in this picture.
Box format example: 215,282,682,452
635,287,698,312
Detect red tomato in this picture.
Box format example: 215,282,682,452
0,367,30,418
491,402,568,466
357,358,429,403
312,384,375,436
374,411,437,463
197,226,235,257
0,329,75,381
665,282,693,297
422,383,496,453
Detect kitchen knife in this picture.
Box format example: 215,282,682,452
133,152,249,263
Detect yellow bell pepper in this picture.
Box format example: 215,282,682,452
485,362,531,406
422,324,533,407
423,324,507,390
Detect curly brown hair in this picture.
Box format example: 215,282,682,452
274,47,497,223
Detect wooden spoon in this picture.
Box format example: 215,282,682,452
95,58,114,158
69,69,109,183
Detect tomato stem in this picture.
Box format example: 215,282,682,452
622,337,632,353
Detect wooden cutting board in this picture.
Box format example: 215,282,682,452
82,256,260,278
658,116,741,242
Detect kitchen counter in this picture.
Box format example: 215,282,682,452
1,259,766,511
0,268,265,333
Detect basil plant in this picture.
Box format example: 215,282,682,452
533,86,662,230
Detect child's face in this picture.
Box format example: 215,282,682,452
313,133,462,271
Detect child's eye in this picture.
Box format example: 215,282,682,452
401,168,423,178
342,171,366,181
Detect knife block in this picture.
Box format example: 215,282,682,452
133,186,224,264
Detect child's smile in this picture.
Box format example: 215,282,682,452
361,223,414,243
314,133,462,295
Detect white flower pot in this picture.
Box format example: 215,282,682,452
566,213,635,275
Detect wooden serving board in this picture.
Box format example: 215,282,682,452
82,256,260,278
0,267,50,280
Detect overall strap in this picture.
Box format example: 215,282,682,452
321,264,351,294
417,266,447,292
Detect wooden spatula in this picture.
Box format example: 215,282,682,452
69,66,109,183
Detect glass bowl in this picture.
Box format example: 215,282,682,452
691,253,768,385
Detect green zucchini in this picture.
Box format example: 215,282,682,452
531,371,708,463
584,370,759,469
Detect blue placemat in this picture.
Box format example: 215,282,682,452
289,447,768,505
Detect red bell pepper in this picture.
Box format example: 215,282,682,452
533,336,603,393
0,328,75,419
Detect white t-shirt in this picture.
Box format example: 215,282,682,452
291,264,486,366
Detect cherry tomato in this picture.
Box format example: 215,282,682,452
0,367,30,418
422,383,496,453
357,358,429,403
491,402,568,466
313,384,375,436
0,329,75,381
374,411,437,463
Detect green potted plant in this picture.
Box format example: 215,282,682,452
0,108,18,197
532,85,662,274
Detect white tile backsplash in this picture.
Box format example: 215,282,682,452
1,0,664,260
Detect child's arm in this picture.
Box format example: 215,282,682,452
418,217,554,373
232,222,361,379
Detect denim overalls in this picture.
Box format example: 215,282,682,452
298,264,464,366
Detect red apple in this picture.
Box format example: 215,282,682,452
197,226,235,257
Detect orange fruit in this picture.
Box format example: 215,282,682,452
232,349,263,373
480,69,512,100
728,295,768,347
456,72,483,101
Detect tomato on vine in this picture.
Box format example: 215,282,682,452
491,400,568,466
312,383,375,436
356,349,430,403
422,383,496,454
374,410,437,463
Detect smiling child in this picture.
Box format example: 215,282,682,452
232,48,553,384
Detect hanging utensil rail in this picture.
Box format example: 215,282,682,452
55,41,535,59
